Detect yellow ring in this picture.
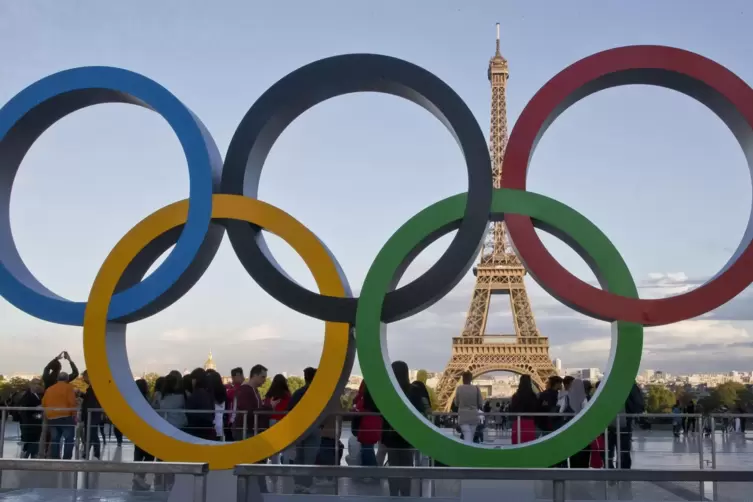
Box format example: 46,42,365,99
83,194,351,470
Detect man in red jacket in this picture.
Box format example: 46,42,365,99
233,364,278,494
233,365,279,440
225,367,244,441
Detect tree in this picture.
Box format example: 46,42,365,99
646,384,675,413
288,376,305,394
713,382,746,408
143,373,161,394
675,387,692,406
258,378,271,398
0,377,31,403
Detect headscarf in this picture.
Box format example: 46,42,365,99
568,379,587,414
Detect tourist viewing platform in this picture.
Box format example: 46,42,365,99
2,408,753,500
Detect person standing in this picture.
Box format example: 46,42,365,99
537,376,563,435
235,365,277,494
185,368,215,440
563,379,589,468
80,370,103,459
18,378,44,458
287,367,319,494
133,379,155,490
509,375,539,445
382,361,429,497
608,382,644,469
453,371,482,444
42,351,79,389
264,374,292,463
225,367,244,442
42,372,77,459
206,370,227,441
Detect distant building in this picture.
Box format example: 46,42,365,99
204,351,216,371
553,358,562,374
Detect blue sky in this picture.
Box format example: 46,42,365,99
1,1,753,377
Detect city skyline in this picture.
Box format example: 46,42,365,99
2,2,753,377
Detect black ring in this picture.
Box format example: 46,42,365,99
221,54,491,324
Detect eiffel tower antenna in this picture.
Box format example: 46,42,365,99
435,24,558,410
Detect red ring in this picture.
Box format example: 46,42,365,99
502,45,753,326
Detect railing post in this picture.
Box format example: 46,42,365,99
0,409,6,486
552,479,565,502
236,475,247,502
83,409,92,489
698,415,705,500
711,415,718,501
334,414,341,495
603,427,609,499
253,412,259,437
616,416,621,469
516,415,521,444
236,473,262,502
242,412,248,440
193,472,208,502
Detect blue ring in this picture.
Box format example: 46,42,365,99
0,67,220,326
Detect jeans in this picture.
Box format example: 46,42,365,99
387,448,414,496
317,437,342,466
49,416,75,460
294,431,321,488
85,422,101,459
608,428,632,469
360,442,377,466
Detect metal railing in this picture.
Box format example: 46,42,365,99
233,464,753,501
0,458,209,502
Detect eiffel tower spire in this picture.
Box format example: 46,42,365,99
434,24,557,410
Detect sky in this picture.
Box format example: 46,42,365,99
1,1,753,378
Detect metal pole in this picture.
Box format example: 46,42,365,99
83,410,92,489
698,415,705,500
0,409,5,487
242,413,248,440
616,416,621,469
711,416,718,501
698,418,705,469
334,414,341,495
603,427,609,499
193,473,207,502
517,415,521,444
253,412,259,437
552,479,565,502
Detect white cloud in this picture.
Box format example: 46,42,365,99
239,324,281,341
158,328,192,342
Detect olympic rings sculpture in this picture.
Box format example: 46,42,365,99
1,45,752,470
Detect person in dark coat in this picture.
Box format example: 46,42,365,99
18,378,44,458
42,351,78,389
382,361,429,497
185,368,215,440
81,370,104,459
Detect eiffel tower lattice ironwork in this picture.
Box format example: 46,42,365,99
434,24,558,411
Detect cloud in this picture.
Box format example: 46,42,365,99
239,324,281,341
158,328,193,342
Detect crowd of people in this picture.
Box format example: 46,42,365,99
498,374,645,469
15,350,723,495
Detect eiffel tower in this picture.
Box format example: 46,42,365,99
434,24,558,410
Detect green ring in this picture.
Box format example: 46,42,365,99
356,188,643,467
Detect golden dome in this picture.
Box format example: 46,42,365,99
204,350,216,371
